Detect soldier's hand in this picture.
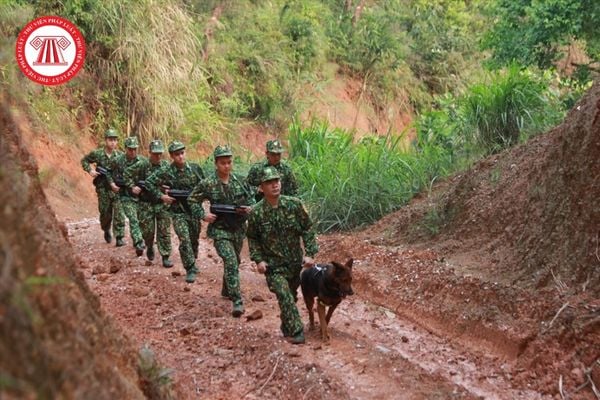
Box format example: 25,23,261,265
236,206,252,215
203,212,217,223
302,256,315,268
132,186,142,195
161,194,175,205
89,170,99,178
110,183,120,192
256,262,267,274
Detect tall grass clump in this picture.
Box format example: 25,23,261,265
457,65,564,154
289,120,446,232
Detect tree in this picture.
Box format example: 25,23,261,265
483,0,600,75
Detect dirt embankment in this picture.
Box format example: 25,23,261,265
0,95,155,399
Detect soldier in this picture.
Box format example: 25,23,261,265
123,139,173,267
247,166,318,344
144,141,204,283
81,128,126,245
246,139,299,200
188,145,255,317
106,136,146,253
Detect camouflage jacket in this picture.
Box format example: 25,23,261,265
188,172,255,240
246,159,299,196
107,154,146,201
144,161,204,214
123,158,169,203
80,147,123,190
247,196,318,269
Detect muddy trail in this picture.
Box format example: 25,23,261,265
69,218,552,400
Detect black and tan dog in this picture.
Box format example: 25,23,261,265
300,258,354,342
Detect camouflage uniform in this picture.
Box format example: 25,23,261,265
145,143,204,278
123,141,172,263
188,146,255,311
246,140,299,198
247,167,318,337
107,137,146,249
80,129,125,240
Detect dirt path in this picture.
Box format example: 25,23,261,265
68,218,550,399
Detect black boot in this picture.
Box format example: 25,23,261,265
162,256,173,268
103,230,112,243
135,242,145,257
116,237,125,247
146,246,155,261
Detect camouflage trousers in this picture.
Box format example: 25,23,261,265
97,187,125,239
172,213,200,272
121,199,143,246
138,201,171,257
265,264,303,337
214,236,244,306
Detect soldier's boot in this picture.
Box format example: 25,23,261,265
290,331,305,345
162,256,173,268
185,267,198,283
146,246,155,261
116,237,125,247
103,230,112,243
231,302,244,318
193,248,199,260
135,241,145,257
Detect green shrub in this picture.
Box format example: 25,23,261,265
289,119,446,232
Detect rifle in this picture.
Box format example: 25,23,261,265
209,204,249,230
93,166,111,187
95,166,127,188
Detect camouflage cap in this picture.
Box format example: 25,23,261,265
168,140,185,153
266,139,284,153
124,136,139,149
104,128,119,138
260,166,280,183
149,139,165,153
213,145,233,158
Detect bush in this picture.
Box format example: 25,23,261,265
289,119,444,232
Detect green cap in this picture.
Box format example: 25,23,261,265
149,139,165,153
124,136,139,149
266,139,284,153
104,128,118,138
260,166,280,183
213,145,233,158
168,140,185,153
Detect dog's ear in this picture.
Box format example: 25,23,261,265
345,258,353,269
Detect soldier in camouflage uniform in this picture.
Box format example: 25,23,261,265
188,145,255,317
107,136,146,253
145,141,204,283
81,128,126,244
246,139,299,200
123,139,173,267
247,166,318,344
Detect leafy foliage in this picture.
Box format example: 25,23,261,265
483,0,600,74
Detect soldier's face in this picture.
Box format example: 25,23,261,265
170,150,185,167
126,147,137,159
261,179,281,198
149,153,162,163
105,138,118,150
266,152,281,166
215,156,233,176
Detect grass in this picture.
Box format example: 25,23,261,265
288,119,455,232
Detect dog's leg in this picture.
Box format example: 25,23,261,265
325,303,339,324
304,296,315,330
317,302,329,342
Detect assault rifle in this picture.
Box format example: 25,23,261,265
95,166,127,188
209,204,249,230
